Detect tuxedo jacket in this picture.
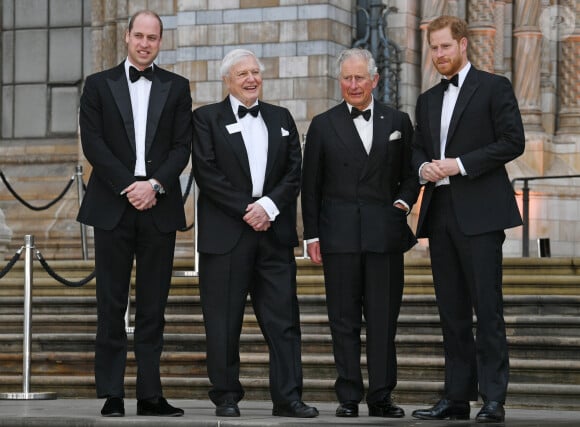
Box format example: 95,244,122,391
192,97,302,254
77,62,192,232
412,66,525,238
301,100,419,254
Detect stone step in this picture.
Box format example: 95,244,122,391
2,294,580,316
1,312,580,337
0,373,578,410
2,352,579,385
2,332,579,361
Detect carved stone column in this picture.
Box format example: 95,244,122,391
467,0,495,73
420,0,448,91
513,0,543,131
556,0,580,138
493,1,506,75
0,210,13,256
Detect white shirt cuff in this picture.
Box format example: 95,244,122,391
305,237,319,244
256,196,279,221
418,162,429,185
456,157,467,176
394,199,410,214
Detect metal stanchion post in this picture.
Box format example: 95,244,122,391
173,182,199,278
0,235,57,400
194,183,199,274
76,165,89,260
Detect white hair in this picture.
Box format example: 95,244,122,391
220,49,265,78
336,48,378,78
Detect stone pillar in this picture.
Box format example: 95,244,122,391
494,0,506,75
513,0,543,131
0,209,13,256
556,0,580,139
466,0,495,73
419,0,448,91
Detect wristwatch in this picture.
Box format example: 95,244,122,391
149,179,161,193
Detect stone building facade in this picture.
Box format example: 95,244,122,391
0,0,579,259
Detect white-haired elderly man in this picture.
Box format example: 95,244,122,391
192,49,318,419
301,48,419,418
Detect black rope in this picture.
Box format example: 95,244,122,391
0,170,76,211
178,167,195,232
35,249,95,287
182,167,194,205
0,247,23,279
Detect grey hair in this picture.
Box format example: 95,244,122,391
336,48,378,78
220,49,265,78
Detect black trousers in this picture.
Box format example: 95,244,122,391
322,251,404,404
426,186,509,403
199,227,303,405
94,206,176,400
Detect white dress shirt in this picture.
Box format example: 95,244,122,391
125,59,152,177
419,63,471,186
229,95,279,221
347,99,374,154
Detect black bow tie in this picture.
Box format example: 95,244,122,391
238,104,260,118
350,107,371,121
441,74,459,91
129,66,153,83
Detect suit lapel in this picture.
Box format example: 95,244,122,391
217,98,252,180
369,103,393,157
145,69,172,155
329,102,368,161
106,64,135,154
259,102,282,182
428,86,444,158
446,67,479,147
361,103,393,178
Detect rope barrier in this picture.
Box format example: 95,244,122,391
34,249,95,287
0,170,76,211
0,246,24,279
1,166,195,232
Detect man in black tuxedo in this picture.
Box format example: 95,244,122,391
411,16,525,423
301,48,419,419
78,10,191,418
192,49,318,419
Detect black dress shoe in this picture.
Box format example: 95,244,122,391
476,401,505,423
272,400,319,418
412,398,470,420
215,400,240,417
368,396,405,418
101,397,124,417
137,397,184,416
336,401,358,417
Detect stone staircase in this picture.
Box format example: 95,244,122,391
0,256,579,409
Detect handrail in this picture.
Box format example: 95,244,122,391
511,174,580,257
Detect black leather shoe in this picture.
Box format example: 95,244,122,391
101,397,124,417
336,401,358,417
368,397,405,418
216,400,240,417
137,397,184,417
476,401,505,423
412,399,470,420
272,400,319,418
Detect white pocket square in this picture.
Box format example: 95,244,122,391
281,127,289,136
389,130,402,141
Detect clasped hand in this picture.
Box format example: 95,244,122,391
124,181,157,211
421,159,459,182
243,202,271,231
